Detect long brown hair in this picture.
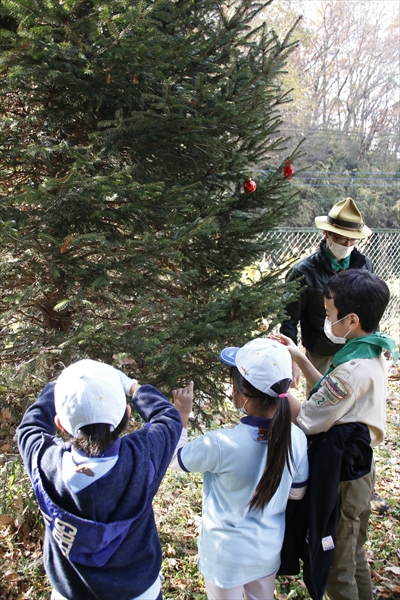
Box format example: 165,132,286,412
231,367,293,511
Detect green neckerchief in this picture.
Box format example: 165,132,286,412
314,333,399,391
323,244,351,272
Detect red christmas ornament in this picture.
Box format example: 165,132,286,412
243,178,257,193
283,160,294,180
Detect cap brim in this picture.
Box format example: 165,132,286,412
315,216,372,239
219,347,239,366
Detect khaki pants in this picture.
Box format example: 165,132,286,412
305,351,334,397
324,462,375,600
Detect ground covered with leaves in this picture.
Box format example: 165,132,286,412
0,381,399,599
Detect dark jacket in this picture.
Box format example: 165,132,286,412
278,422,372,600
17,383,182,600
280,239,373,356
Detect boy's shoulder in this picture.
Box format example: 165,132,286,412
322,356,387,404
297,355,387,441
331,354,387,383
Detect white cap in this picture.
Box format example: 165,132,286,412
54,359,127,437
219,338,292,396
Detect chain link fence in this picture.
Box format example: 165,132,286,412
264,228,400,343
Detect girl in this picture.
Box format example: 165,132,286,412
170,338,309,600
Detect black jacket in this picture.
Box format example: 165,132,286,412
278,422,372,600
280,239,373,356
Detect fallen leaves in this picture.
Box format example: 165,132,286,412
368,381,400,599
0,379,398,599
0,523,48,599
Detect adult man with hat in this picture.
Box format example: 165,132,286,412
280,198,390,514
280,198,373,384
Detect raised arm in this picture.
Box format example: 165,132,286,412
172,381,194,428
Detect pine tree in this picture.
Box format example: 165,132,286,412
0,0,301,408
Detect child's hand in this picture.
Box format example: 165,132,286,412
115,369,140,396
269,333,296,348
270,334,303,362
173,381,194,427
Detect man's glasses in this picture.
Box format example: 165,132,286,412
330,232,358,246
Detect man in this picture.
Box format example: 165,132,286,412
281,198,372,383
280,198,389,513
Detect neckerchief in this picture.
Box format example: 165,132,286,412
313,333,398,392
323,244,351,272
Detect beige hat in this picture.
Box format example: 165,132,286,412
315,198,372,239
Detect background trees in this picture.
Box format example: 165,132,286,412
0,0,301,406
261,0,400,228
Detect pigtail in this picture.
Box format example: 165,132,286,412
231,367,293,511
249,382,293,511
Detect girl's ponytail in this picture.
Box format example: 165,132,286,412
249,381,293,511
231,367,293,511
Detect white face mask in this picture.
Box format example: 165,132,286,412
324,315,351,344
233,392,249,415
239,397,249,415
327,238,355,260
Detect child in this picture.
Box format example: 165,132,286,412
17,358,182,600
278,269,398,600
170,338,309,600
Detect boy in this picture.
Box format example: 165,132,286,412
278,270,398,600
17,359,182,600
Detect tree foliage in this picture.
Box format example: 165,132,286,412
0,0,302,406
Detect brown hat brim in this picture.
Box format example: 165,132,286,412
315,216,372,239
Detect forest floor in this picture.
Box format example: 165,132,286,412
0,377,399,599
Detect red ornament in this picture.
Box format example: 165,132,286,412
243,178,257,193
283,160,294,179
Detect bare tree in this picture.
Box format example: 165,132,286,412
259,0,399,228
289,1,399,157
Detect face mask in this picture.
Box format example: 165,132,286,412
324,315,351,344
327,238,355,260
239,397,249,415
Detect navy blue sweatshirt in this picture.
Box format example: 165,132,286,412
17,383,182,600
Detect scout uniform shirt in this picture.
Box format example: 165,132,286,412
297,333,399,447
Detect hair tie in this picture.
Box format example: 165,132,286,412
278,393,288,398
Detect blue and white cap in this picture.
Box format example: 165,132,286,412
55,359,127,437
219,338,292,397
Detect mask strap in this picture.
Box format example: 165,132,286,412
239,397,249,414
